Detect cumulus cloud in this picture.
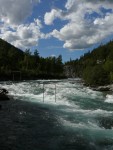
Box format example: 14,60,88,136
0,0,40,25
45,0,113,50
0,19,43,49
0,0,43,49
44,9,62,25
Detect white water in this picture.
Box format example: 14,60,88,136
1,79,113,149
105,95,113,103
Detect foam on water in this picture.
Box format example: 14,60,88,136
0,80,111,108
0,80,113,131
1,79,113,149
61,107,113,116
59,117,101,130
105,94,113,103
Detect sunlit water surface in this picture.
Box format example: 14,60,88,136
0,79,113,150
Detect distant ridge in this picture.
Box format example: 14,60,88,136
0,38,24,54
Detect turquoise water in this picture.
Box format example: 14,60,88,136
0,79,113,150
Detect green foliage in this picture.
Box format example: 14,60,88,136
34,49,39,57
1,37,113,84
110,72,113,83
0,38,64,80
104,60,113,73
66,40,113,86
83,65,110,86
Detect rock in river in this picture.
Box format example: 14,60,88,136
0,88,10,101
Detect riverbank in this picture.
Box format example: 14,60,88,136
0,74,67,81
82,79,113,92
92,84,113,92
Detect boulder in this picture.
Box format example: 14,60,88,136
0,88,8,94
0,88,10,101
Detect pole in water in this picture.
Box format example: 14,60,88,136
43,83,44,102
55,84,56,103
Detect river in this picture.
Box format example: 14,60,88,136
0,79,113,150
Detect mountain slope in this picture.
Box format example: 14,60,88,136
0,38,24,70
65,41,113,86
0,38,65,80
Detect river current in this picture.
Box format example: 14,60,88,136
0,79,113,150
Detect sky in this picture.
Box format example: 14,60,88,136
0,0,113,62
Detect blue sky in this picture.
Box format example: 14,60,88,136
0,0,113,62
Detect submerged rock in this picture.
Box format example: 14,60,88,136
98,117,113,129
0,88,8,94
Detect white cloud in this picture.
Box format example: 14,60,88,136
0,0,43,49
50,54,56,57
44,9,62,25
45,0,113,50
0,0,40,25
0,19,43,49
1,0,113,51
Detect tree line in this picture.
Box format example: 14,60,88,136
0,38,65,80
1,37,113,85
65,41,113,86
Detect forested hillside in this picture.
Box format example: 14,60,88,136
65,41,113,86
0,38,65,80
1,38,113,85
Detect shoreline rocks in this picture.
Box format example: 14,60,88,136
93,84,113,92
83,81,113,92
92,86,110,92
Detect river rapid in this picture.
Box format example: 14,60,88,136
0,79,113,150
